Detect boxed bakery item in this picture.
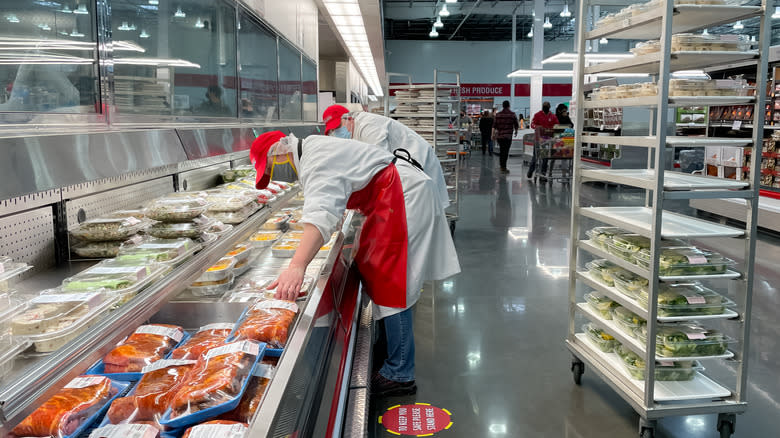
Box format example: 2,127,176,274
705,146,722,166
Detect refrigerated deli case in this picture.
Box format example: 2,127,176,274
0,126,371,437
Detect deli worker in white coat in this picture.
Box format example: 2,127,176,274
252,131,460,397
322,105,450,212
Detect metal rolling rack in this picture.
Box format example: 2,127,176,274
566,1,768,437
384,70,462,232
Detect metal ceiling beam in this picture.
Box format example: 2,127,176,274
448,0,483,40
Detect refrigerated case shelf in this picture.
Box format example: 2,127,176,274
579,206,745,238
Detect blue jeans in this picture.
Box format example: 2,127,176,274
379,307,415,382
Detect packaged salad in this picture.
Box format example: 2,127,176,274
637,282,732,317
583,323,619,353
145,193,209,222
611,306,647,338
634,246,735,276
147,216,214,239
612,270,649,299
585,226,629,250
654,323,731,357
615,345,699,381
70,217,148,242
585,259,621,287
584,292,619,320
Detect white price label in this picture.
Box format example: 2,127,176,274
685,254,708,265
89,265,148,281
134,325,184,342
89,424,159,438
198,322,236,332
683,294,707,305
252,300,299,314
65,376,107,389
254,363,276,379
141,359,197,374
33,292,100,304
124,216,142,226
684,331,707,340
205,340,260,360
658,361,675,367
187,424,247,438
732,120,742,130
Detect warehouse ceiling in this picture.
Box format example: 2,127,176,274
383,0,768,43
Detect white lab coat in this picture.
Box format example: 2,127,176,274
293,136,461,319
352,112,450,212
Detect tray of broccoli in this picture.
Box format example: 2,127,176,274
611,306,646,338
612,270,649,299
615,344,700,381
585,292,620,320
634,246,735,277
585,259,622,287
584,323,620,353
637,282,735,317
585,227,629,250
607,234,651,261
654,323,732,358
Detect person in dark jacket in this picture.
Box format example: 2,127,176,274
492,100,520,173
479,110,494,155
556,103,573,127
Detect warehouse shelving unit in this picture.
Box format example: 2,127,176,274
567,1,768,437
384,70,462,232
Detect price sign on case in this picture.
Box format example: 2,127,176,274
380,403,452,436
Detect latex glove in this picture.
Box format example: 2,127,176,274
270,264,305,301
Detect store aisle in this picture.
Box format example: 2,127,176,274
368,153,780,438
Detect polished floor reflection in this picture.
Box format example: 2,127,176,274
368,153,780,438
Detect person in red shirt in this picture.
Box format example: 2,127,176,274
527,101,559,179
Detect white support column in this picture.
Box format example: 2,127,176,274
531,0,545,114
511,13,517,109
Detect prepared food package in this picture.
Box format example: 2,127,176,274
230,275,313,301
103,324,186,373
11,375,118,437
145,194,210,222
105,209,146,220
585,259,621,286
72,240,127,259
204,193,256,213
219,363,275,422
282,231,304,241
584,292,619,320
233,300,298,348
607,234,650,261
71,217,149,242
0,259,33,292
61,260,167,306
263,183,283,195
671,33,750,52
88,423,161,438
207,221,232,237
226,244,256,276
106,359,196,426
585,226,629,250
208,204,258,225
630,40,661,56
260,214,289,230
654,323,731,357
193,257,235,283
168,340,262,421
221,165,255,183
117,238,199,264
637,282,732,316
612,270,649,299
611,306,646,338
147,216,214,240
583,323,619,353
170,323,235,360
249,230,283,247
615,345,699,381
634,246,735,276
270,181,291,190
181,420,248,438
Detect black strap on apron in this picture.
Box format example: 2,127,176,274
392,148,424,172
297,137,303,160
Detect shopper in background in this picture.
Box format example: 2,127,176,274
251,132,461,397
555,103,573,127
527,101,559,179
479,110,494,155
492,100,520,174
322,104,449,211
194,85,232,116
518,113,526,130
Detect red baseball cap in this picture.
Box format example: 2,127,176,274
322,105,349,134
250,130,286,189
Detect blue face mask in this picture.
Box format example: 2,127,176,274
331,125,352,139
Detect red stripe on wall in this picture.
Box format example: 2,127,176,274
389,82,573,97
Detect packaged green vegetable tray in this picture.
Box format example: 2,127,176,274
615,345,700,381
583,323,620,353
607,234,651,261
585,226,629,250
637,282,733,317
586,259,621,287
612,270,649,299
116,237,200,265
585,292,619,320
654,323,731,357
634,246,735,277
611,306,646,338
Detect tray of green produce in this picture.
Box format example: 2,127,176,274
583,323,620,353
653,323,733,358
584,292,620,320
585,227,630,251
615,344,701,381
634,246,736,278
611,306,646,338
637,282,737,319
612,270,649,299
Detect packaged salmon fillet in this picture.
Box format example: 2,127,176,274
103,324,185,373
170,323,234,360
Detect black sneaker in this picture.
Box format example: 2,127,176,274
526,169,533,178
371,373,417,397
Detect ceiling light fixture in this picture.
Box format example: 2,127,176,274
6,14,20,23
527,28,533,37
439,5,450,16
733,20,743,30
429,26,439,37
148,0,159,4
140,29,150,38
70,29,85,37
560,3,571,18
599,37,608,44
118,21,132,31
543,17,552,29
773,6,780,18
195,17,204,28
174,7,186,18
434,16,444,28
61,5,72,13
702,28,709,35
74,4,88,14
446,0,457,3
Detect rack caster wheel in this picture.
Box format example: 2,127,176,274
571,361,584,385
718,414,735,438
639,428,654,438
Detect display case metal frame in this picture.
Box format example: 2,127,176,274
566,0,768,436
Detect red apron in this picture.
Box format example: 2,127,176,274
346,163,408,308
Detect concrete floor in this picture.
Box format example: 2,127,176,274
369,152,780,438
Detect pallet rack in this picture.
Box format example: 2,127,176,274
567,1,768,437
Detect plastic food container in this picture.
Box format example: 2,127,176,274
637,82,658,96
147,216,214,239
208,204,257,225
586,227,630,250
227,243,256,276
612,270,649,299
232,274,314,301
637,282,733,317
0,293,29,342
654,323,732,357
261,214,289,230
616,345,700,381
0,260,33,293
70,217,148,241
221,165,255,183
598,86,617,100
145,193,210,222
669,78,711,96
105,209,146,219
206,220,233,237
634,246,735,276
631,40,661,56
71,240,129,259
205,192,256,213
607,234,650,261
583,323,619,353
0,336,30,381
60,260,168,306
116,237,200,266
585,292,619,319
585,259,620,286
611,306,646,338
271,239,299,258
249,230,283,247
272,181,292,190
188,273,234,297
672,33,751,52
13,292,117,353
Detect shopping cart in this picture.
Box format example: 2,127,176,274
531,127,573,183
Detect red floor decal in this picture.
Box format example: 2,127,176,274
379,403,453,436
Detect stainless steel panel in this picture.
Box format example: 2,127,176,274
176,152,247,173
349,301,374,389
178,163,231,192
0,207,56,274
60,167,178,200
177,128,252,160
0,130,187,201
343,388,368,438
65,177,174,226
0,189,61,218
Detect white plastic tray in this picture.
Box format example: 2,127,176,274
580,169,749,191
577,303,735,362
574,333,732,402
579,207,744,238
585,50,759,75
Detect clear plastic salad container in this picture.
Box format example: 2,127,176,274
0,293,28,339
204,192,256,213
13,292,117,353
145,193,210,222
612,270,649,299
654,323,732,357
249,230,283,248
631,40,661,56
0,260,33,293
60,260,168,306
615,345,700,381
634,246,735,276
208,204,257,225
583,323,619,353
231,274,314,301
206,220,233,237
672,33,751,52
0,335,30,381
221,165,255,183
611,306,646,337
70,217,148,241
585,292,619,320
116,237,200,266
71,240,126,258
105,209,146,219
607,234,650,261
147,215,214,239
637,282,733,317
585,259,620,286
